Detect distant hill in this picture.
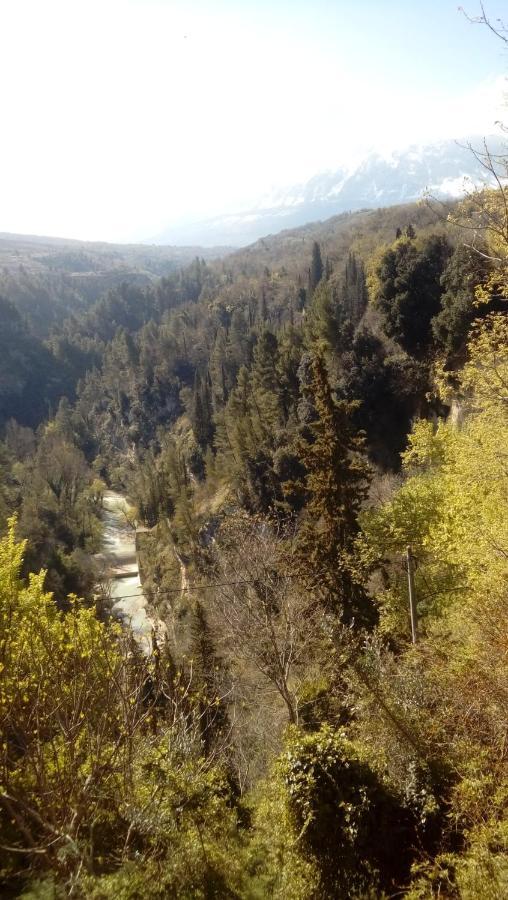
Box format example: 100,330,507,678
0,232,232,275
156,135,503,247
0,233,232,335
217,200,454,286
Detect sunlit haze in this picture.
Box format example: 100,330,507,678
1,0,506,242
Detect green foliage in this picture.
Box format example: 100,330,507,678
353,314,508,895
343,327,430,467
432,242,493,359
3,188,508,898
294,353,374,625
0,417,102,600
0,523,248,897
376,234,452,356
259,725,416,899
0,520,126,882
308,241,324,294
0,296,71,430
306,252,368,363
361,321,508,638
306,280,354,359
190,371,215,451
78,750,245,899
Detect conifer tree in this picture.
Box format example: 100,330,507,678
307,280,354,360
309,241,324,294
294,353,374,626
191,371,214,450
216,365,255,466
258,286,269,322
250,327,282,437
251,328,279,395
277,324,304,422
297,286,307,310
342,251,368,326
229,306,251,368
432,242,493,358
191,600,229,756
209,326,233,406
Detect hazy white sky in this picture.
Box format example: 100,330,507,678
0,0,506,241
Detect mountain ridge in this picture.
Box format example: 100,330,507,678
156,134,503,247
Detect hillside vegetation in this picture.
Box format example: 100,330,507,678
0,232,230,336
0,163,507,899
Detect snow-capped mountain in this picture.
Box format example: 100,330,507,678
157,136,504,247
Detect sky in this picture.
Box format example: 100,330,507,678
0,0,506,242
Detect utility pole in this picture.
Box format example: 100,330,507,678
406,545,418,644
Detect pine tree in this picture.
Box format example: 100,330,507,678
277,324,304,423
309,241,324,295
342,252,368,327
191,601,229,756
293,353,374,626
307,280,354,359
258,287,269,322
250,327,282,438
191,372,214,450
216,366,255,465
229,307,251,369
209,326,233,406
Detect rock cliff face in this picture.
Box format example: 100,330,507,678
157,135,503,246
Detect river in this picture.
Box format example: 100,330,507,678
97,490,165,653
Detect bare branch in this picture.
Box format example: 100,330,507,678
459,3,508,43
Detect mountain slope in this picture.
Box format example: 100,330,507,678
157,135,503,246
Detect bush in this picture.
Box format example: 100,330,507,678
258,726,417,899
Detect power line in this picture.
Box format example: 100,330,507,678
100,571,470,605
103,557,467,601
97,574,299,603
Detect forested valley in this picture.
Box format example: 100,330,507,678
1,138,508,897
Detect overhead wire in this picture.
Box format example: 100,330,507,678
97,573,300,602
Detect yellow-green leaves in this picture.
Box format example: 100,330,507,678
460,313,508,410
361,314,508,638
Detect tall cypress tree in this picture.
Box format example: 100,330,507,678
309,241,324,295
342,251,368,327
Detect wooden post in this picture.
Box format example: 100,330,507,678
406,545,418,644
